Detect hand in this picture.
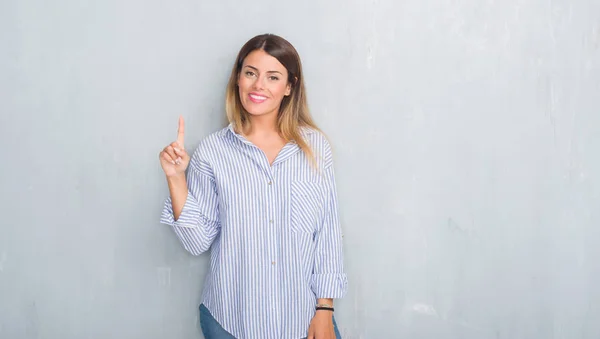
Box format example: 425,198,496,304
307,311,335,339
159,116,190,178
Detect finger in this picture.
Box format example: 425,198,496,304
173,150,184,164
164,146,179,164
171,142,186,157
170,144,185,164
161,152,176,165
176,115,185,147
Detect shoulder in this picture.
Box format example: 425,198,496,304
300,126,334,168
192,125,230,155
187,125,230,171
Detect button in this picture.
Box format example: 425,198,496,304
269,219,273,223
271,261,276,265
268,181,272,185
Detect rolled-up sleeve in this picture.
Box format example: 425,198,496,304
160,147,220,256
311,163,348,299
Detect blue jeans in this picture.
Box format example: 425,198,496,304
199,304,342,339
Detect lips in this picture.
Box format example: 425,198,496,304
248,93,267,103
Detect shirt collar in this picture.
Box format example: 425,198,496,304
222,123,315,141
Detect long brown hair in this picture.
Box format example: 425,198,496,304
225,33,319,164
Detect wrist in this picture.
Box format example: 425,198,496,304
317,298,333,306
314,309,334,320
315,303,334,313
166,173,186,183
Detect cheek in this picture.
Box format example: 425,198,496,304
238,77,251,92
271,83,289,98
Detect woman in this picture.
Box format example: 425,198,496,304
159,33,347,339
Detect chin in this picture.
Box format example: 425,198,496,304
243,104,276,117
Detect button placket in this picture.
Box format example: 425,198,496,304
265,175,279,332
266,177,276,265
270,167,282,336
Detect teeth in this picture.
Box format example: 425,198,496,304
250,94,266,100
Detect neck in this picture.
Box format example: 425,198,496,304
246,113,279,137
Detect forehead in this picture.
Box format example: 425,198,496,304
242,49,287,73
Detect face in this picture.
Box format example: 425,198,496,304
237,49,292,118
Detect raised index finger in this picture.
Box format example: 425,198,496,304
176,115,185,147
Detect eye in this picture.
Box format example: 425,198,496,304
245,71,256,77
269,76,279,81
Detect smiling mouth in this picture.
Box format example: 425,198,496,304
249,94,267,103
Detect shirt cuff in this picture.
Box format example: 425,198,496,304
160,193,202,229
311,273,348,299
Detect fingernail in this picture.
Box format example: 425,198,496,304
174,147,180,153
171,160,176,165
175,157,181,164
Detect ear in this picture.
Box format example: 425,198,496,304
285,82,292,96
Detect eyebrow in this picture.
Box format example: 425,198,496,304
244,65,283,75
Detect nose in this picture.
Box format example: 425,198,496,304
252,75,265,90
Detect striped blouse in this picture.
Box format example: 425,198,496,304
160,124,348,339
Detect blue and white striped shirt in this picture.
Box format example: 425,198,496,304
160,124,348,339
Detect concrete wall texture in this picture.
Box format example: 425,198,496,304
1,0,599,338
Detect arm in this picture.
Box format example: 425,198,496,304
311,164,348,299
166,174,188,221
308,164,346,338
160,147,221,256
